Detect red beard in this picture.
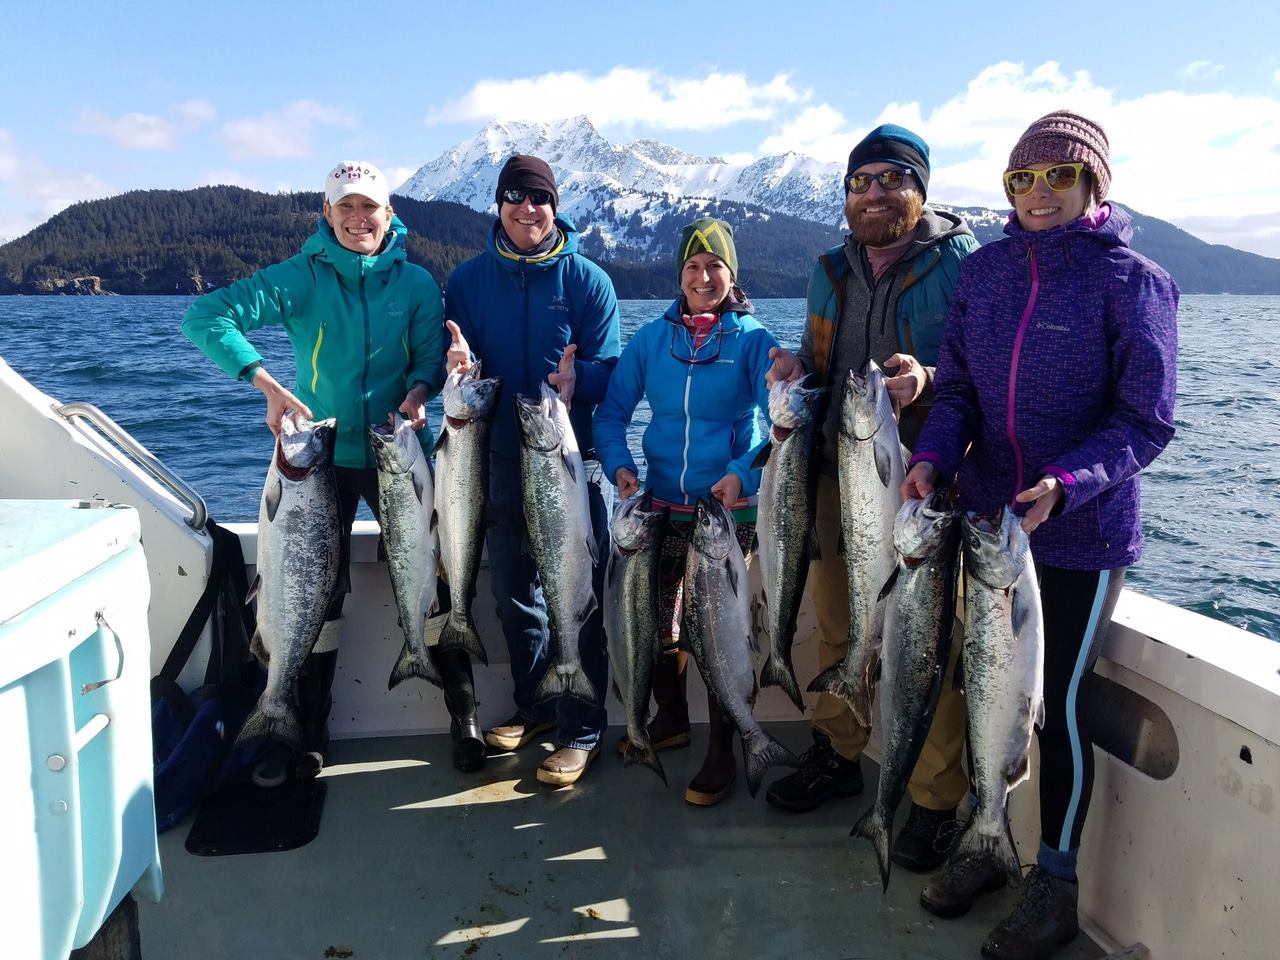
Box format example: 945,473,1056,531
846,190,924,247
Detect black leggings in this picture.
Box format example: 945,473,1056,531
1035,563,1126,854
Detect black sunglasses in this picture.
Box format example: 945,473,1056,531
500,188,554,206
669,322,722,366
846,167,915,194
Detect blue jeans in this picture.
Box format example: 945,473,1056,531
486,453,612,750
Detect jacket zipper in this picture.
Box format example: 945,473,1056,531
679,353,694,503
1007,245,1039,504
360,268,371,467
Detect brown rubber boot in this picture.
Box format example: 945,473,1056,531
617,649,692,755
684,702,737,806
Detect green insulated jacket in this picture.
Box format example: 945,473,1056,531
181,217,445,468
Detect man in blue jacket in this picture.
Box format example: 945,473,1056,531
445,155,620,786
765,126,979,871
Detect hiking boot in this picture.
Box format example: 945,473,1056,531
981,866,1079,960
485,715,556,752
537,745,602,786
764,732,862,812
891,804,960,872
920,852,1008,919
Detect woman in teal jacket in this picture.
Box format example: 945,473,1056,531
181,161,471,784
595,216,778,806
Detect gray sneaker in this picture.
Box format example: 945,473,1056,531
920,852,1008,918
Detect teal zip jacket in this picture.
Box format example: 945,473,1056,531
445,217,620,461
181,216,445,468
594,298,777,504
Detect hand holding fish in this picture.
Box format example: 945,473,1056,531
764,346,806,387
615,467,640,500
901,460,940,502
251,366,312,437
398,383,430,431
445,320,472,374
883,353,928,409
710,471,742,509
547,343,577,409
1015,475,1064,534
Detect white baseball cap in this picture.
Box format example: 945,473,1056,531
324,161,390,208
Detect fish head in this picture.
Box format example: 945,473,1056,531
690,496,735,561
276,415,337,478
767,374,825,431
514,382,567,452
368,413,417,474
894,489,959,563
962,506,1028,589
443,362,503,422
839,361,892,441
610,491,668,553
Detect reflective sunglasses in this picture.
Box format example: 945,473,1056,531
1003,162,1085,197
846,167,915,194
500,188,555,206
669,323,722,366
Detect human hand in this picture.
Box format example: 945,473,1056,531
901,461,939,502
764,346,805,387
884,354,927,411
1015,476,1064,534
399,383,430,431
710,472,742,509
252,367,312,437
445,320,471,374
548,343,577,409
616,468,639,500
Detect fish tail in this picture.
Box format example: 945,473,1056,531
806,665,874,731
565,668,599,706
760,653,805,713
851,806,892,892
623,740,668,786
533,666,564,704
235,698,303,752
950,812,1022,889
439,615,488,665
742,730,799,797
387,641,444,690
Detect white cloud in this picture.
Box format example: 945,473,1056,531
758,105,863,162
220,101,356,160
1183,60,1224,81
427,67,801,130
78,99,216,151
0,128,113,239
384,166,417,193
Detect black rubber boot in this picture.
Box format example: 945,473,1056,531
892,804,961,872
432,645,485,772
618,649,693,755
684,702,737,806
981,866,1079,960
296,648,338,779
764,731,863,812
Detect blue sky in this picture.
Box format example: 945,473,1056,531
3,1,1279,255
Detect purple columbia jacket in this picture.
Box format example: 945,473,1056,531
911,204,1179,570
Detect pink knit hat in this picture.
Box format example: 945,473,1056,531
1005,111,1111,204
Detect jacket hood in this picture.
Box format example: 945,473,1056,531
843,205,975,268
1003,201,1131,249
303,214,409,279
486,215,581,271
660,294,755,331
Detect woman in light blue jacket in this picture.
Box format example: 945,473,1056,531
594,216,777,806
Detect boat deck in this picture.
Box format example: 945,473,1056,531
138,723,1103,960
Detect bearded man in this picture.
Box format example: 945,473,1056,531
763,125,980,873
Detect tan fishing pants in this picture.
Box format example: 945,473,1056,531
808,474,969,811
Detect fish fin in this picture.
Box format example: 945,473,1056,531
851,806,892,893
623,741,668,786
249,628,268,666
760,655,805,714
807,663,874,731
750,444,772,470
1032,693,1046,731
610,679,625,704
950,816,1023,890
265,476,282,522
586,533,600,567
724,557,740,597
387,641,444,690
412,470,426,505
533,667,562,704
808,524,822,560
742,730,799,797
606,554,620,589
235,698,302,752
1011,584,1039,638
577,594,598,624
560,449,578,484
1006,751,1030,787
431,429,448,456
873,433,895,488
246,573,261,605
438,616,489,665
566,667,599,706
876,565,901,603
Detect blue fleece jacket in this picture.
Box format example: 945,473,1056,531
444,217,620,460
594,299,778,504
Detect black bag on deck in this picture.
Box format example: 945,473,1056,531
150,519,266,832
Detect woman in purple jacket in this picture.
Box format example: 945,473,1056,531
901,112,1178,960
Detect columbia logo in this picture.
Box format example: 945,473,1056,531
1036,322,1070,332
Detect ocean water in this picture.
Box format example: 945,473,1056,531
1,295,1277,641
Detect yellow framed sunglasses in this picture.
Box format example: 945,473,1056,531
1003,162,1086,197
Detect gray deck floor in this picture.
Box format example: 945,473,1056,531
138,723,1104,960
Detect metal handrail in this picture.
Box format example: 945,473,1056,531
55,401,209,530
